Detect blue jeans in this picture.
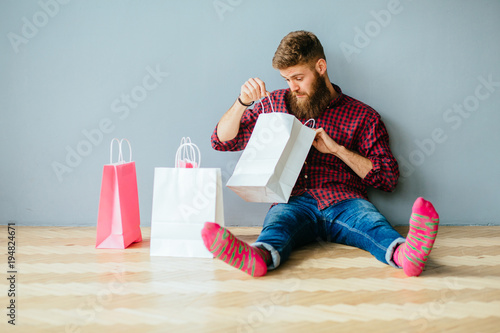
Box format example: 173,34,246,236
253,193,405,270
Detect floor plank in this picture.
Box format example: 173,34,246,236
1,226,499,332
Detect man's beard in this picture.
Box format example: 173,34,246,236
286,73,333,119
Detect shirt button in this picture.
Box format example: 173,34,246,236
304,175,308,179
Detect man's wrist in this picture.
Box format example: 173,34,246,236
238,96,254,107
331,144,345,157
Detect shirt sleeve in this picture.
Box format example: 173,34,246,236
358,114,399,192
210,101,264,152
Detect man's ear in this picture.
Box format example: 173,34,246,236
315,59,327,75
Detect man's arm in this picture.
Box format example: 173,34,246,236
216,78,269,142
313,128,373,179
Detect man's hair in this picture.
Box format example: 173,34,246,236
272,30,326,70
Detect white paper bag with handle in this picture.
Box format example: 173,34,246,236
226,97,316,203
150,137,224,257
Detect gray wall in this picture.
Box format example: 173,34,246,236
1,0,499,226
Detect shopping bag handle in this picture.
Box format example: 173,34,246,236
304,119,316,128
259,93,276,114
259,93,315,129
109,138,132,164
175,137,201,168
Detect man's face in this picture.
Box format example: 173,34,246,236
280,62,332,119
280,63,317,100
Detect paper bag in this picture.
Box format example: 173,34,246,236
226,112,316,203
96,139,142,249
150,138,224,257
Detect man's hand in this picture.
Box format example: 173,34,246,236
239,78,270,105
313,128,341,155
312,127,373,179
217,78,269,142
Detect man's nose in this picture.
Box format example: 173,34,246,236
289,82,299,92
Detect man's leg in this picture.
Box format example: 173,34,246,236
322,198,405,268
201,193,319,277
253,193,320,270
323,197,439,277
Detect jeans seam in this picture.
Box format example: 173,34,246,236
334,220,387,252
319,198,359,212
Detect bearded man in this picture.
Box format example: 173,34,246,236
204,31,440,278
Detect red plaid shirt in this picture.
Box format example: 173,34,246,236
211,84,399,209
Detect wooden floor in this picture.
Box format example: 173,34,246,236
1,226,500,333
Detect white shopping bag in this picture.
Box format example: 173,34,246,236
150,138,224,257
226,102,316,203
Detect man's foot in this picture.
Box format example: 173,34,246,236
395,197,440,277
201,222,270,277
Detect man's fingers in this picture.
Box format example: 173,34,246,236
247,79,261,99
242,78,268,101
254,78,268,97
315,128,325,137
249,78,267,98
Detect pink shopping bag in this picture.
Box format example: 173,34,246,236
96,138,142,249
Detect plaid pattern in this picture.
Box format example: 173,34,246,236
211,84,399,209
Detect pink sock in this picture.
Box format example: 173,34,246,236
395,197,439,277
201,222,270,277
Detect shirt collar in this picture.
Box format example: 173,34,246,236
328,83,344,108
